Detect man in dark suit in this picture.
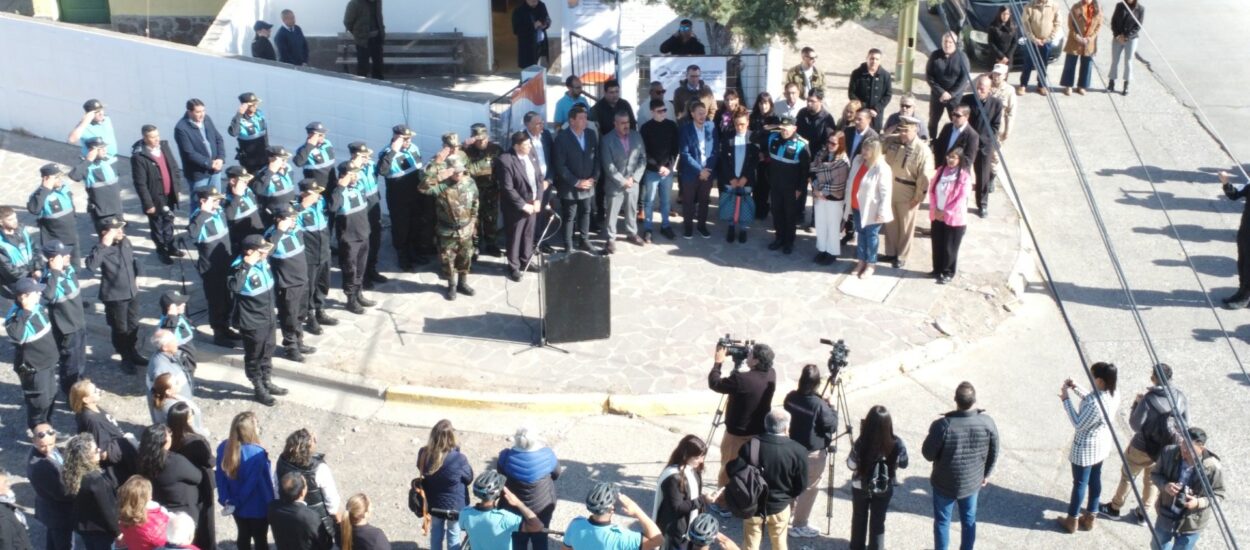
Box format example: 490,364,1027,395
130,125,185,264
717,110,760,243
932,105,980,178
269,472,332,550
173,98,226,193
0,467,32,550
27,423,73,550
275,10,310,66
523,112,557,251
960,75,1004,218
553,106,600,253
842,108,879,160
496,132,543,281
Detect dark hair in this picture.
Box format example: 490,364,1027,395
568,105,589,120
650,99,666,110
138,424,170,479
867,48,883,57
603,79,620,92
167,401,195,451
0,206,14,219
946,147,964,164
751,344,774,370
185,98,204,111
281,428,315,468
1154,363,1173,384
992,6,1016,31
664,434,707,496
522,111,542,125
687,100,707,114
724,89,740,101
1091,362,1118,397
954,382,977,410
564,75,581,87
784,82,800,92
797,364,822,395
510,131,530,147
751,92,774,119
686,64,701,73
141,124,158,135
856,405,897,480
808,88,825,101
801,46,815,56
279,471,306,503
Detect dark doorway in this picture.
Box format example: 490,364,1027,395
491,0,524,73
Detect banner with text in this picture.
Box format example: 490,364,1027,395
650,56,729,109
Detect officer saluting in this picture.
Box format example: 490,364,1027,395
253,145,297,222
5,277,59,429
295,122,338,194
347,142,388,289
68,136,124,228
68,99,118,159
881,115,934,269
295,179,338,334
27,163,81,267
224,165,265,252
265,204,316,362
39,240,85,398
766,115,813,254
0,206,42,299
378,124,425,271
86,216,145,374
464,123,504,257
420,157,479,301
188,186,242,347
228,92,270,174
330,162,375,314
228,234,287,405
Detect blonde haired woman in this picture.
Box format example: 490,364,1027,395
418,419,474,550
849,138,893,278
118,476,170,550
214,412,275,550
63,434,119,550
340,493,392,550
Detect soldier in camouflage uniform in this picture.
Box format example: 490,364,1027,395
420,157,479,301
464,123,504,257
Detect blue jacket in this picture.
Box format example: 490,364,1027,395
418,448,474,512
498,447,558,484
274,25,309,65
215,442,275,519
174,115,225,182
678,120,718,182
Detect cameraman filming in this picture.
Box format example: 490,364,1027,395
782,365,837,539
708,341,776,516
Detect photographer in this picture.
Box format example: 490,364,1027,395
782,365,836,539
708,342,776,515
1101,363,1188,524
1149,428,1225,549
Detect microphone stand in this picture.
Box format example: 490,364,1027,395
514,206,568,355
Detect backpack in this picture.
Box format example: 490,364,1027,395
1141,395,1183,460
867,457,892,496
724,438,769,519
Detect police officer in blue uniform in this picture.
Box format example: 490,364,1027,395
264,204,316,362
330,162,376,314
68,99,118,159
68,137,124,228
39,240,85,398
229,234,287,406
6,277,59,428
0,206,42,299
295,122,339,191
86,216,146,374
188,187,242,347
157,290,197,372
766,116,813,254
379,124,427,271
224,165,266,253
27,163,81,268
228,92,270,174
348,141,389,289
253,146,298,224
295,179,338,334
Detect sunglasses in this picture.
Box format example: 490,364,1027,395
901,104,915,108
952,113,967,118
654,108,668,113
34,429,57,438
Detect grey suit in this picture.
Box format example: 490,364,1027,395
600,130,647,240
554,128,600,249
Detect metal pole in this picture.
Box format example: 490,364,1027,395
896,0,920,93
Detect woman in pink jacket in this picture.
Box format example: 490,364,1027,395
928,147,973,284
118,476,170,550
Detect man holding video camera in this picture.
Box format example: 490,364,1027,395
708,341,776,516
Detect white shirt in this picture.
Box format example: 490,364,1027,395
527,130,548,178
520,154,538,199
147,145,162,158
801,67,815,95
732,133,747,177
777,100,803,119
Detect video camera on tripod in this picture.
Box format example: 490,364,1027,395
717,334,755,366
820,338,850,383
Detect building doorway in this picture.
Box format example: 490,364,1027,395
57,0,110,23
491,0,522,73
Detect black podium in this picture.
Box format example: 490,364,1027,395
541,251,611,344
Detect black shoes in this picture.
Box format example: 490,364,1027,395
726,225,736,242
660,227,676,240
937,273,953,285
768,239,783,251
482,245,502,257
978,205,989,218
738,230,747,243
601,241,616,255
507,269,523,282
577,239,594,253
1098,503,1120,518
252,380,276,406
814,252,837,265
1107,79,1116,93
782,244,793,254
683,226,694,239
284,346,306,363
697,225,711,238
264,375,289,396
456,275,475,297
315,309,339,326
1224,297,1250,310
356,291,377,307
345,295,365,314
446,277,457,301
1122,81,1130,96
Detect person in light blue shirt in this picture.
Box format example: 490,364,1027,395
460,470,543,550
554,76,593,128
68,99,118,159
562,483,662,550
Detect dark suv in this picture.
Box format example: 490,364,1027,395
938,0,1064,67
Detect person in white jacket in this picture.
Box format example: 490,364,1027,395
848,138,893,278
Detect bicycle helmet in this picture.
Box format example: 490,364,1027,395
687,513,720,546
472,470,507,500
585,482,618,514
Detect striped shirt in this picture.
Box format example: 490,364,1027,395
1063,388,1120,466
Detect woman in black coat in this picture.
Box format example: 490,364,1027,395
987,6,1019,67
511,0,551,68
138,425,206,549
71,379,138,485
63,434,119,550
168,403,216,550
845,405,909,550
653,435,709,550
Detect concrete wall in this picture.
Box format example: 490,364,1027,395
0,13,490,164
108,0,227,16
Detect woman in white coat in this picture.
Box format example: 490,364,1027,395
848,138,893,278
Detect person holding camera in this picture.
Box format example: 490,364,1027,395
782,365,836,539
922,382,999,550
131,124,185,264
86,217,145,374
708,342,776,516
846,405,908,550
1149,427,1225,550
1101,363,1189,524
1056,362,1119,534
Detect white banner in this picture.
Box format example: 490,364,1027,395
650,56,729,107
565,0,621,49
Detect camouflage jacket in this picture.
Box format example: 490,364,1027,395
423,150,470,187
419,175,479,238
464,143,504,184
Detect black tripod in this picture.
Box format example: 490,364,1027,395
821,366,854,535
514,209,567,355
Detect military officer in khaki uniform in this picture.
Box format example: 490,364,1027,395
464,123,504,257
881,116,934,269
420,157,479,301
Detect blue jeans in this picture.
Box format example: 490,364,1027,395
1068,462,1103,517
853,209,882,263
189,171,224,194
1152,513,1200,550
641,169,673,231
430,516,462,550
1019,42,1053,87
1059,54,1094,89
933,490,978,550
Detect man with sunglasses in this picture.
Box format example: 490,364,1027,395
659,18,706,55
640,100,680,242
28,423,74,550
784,47,826,100
883,94,930,140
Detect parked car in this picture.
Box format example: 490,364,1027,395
938,0,1064,68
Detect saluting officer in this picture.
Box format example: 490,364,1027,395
68,136,124,228
0,206,43,300
86,216,145,374
265,204,316,362
27,163,81,267
420,157,479,301
329,163,375,314
228,92,270,174
378,124,425,271
187,187,242,347
295,179,337,334
294,122,338,192
881,116,935,269
347,142,388,288
39,240,85,397
156,290,197,370
766,115,813,255
224,165,265,252
465,123,504,257
253,145,297,222
422,133,469,260
5,277,59,429
68,98,118,159
228,234,287,406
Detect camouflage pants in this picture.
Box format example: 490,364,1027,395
476,182,499,248
438,233,474,277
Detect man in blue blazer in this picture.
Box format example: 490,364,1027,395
678,101,717,239
174,98,226,193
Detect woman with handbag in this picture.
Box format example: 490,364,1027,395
417,419,474,550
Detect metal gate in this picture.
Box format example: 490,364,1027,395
567,31,619,99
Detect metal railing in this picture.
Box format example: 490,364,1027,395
567,31,620,98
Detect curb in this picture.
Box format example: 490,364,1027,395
384,385,608,414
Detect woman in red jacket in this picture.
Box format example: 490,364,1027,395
118,476,170,550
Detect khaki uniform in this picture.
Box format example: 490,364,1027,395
465,143,504,250
989,82,1018,176
419,172,479,278
883,135,934,260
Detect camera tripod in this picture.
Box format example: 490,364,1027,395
822,371,854,536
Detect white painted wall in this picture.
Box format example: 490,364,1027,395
0,14,489,163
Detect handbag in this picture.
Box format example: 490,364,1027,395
410,452,432,535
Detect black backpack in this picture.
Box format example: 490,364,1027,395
867,457,892,495
725,438,769,519
1141,392,1186,460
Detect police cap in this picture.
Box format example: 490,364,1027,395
270,203,297,219
305,121,328,135
298,178,325,194
39,163,64,178
160,290,189,310
97,216,126,231
470,123,489,138
253,20,273,32
448,157,468,174
392,124,415,137
266,145,291,159
238,92,261,104
82,99,104,112
41,239,72,258
196,187,225,201
225,166,253,180
13,278,46,296
348,141,373,157
778,115,797,128
241,234,272,252
84,136,106,149
441,132,460,148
